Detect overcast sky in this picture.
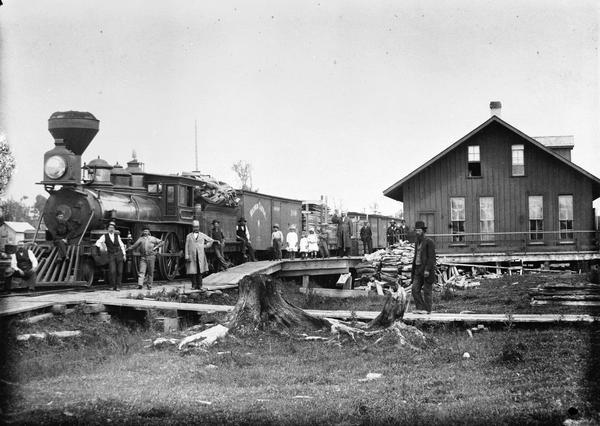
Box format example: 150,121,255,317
1,0,598,215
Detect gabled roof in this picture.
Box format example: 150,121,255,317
3,221,35,233
383,115,600,201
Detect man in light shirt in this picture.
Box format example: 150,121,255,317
127,225,164,289
95,221,126,291
5,241,38,292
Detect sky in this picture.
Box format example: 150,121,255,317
0,0,598,215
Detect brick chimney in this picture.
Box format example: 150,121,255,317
490,101,502,117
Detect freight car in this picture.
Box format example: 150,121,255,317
23,111,302,288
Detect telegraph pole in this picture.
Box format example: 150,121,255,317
194,119,199,172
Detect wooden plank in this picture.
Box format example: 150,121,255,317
531,300,600,307
299,287,370,298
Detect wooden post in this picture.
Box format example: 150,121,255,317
496,262,501,275
302,275,309,290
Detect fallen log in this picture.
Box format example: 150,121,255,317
17,330,82,342
19,313,54,324
178,324,229,350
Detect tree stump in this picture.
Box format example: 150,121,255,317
227,275,329,334
367,287,408,329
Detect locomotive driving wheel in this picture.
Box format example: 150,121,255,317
77,257,95,287
158,232,181,281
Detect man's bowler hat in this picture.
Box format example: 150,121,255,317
414,221,427,231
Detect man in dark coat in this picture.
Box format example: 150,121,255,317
5,241,38,292
94,221,126,291
411,221,436,314
53,211,76,263
210,219,231,271
359,221,372,254
386,221,397,247
236,217,256,262
397,219,409,242
335,212,353,257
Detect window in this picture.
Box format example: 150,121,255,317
528,196,543,240
512,145,524,176
558,195,573,240
166,185,175,203
479,197,494,241
451,197,466,242
147,183,162,194
467,145,481,177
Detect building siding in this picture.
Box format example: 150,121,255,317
403,122,596,253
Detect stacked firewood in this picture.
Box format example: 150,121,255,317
356,242,416,290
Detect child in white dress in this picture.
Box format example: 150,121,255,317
299,231,309,259
307,228,319,258
286,224,298,260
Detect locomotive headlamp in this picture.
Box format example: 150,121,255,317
44,155,67,179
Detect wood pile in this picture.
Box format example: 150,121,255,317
529,283,600,306
355,242,416,293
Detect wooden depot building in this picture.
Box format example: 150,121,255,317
383,101,600,264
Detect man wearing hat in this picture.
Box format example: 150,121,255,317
336,211,353,257
271,224,284,260
185,220,215,290
397,219,409,242
95,221,126,290
52,211,76,264
410,220,436,314
127,225,164,289
236,217,256,262
210,219,231,271
359,221,373,255
5,241,38,292
387,220,397,247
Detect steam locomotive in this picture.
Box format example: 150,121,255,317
35,111,303,287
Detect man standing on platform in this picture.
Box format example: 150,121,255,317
95,221,126,291
210,219,231,271
271,224,284,260
410,221,436,314
398,219,409,242
386,220,397,247
335,211,353,257
127,225,164,289
185,220,214,290
236,217,256,262
5,241,38,292
359,221,373,254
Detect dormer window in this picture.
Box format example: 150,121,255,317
467,145,481,177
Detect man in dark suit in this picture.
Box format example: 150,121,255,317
411,221,436,314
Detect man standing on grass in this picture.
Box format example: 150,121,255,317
410,221,436,314
126,225,164,290
95,221,126,291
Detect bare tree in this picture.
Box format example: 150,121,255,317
0,132,16,195
232,161,254,191
369,201,380,214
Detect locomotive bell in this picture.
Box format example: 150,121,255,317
42,111,99,185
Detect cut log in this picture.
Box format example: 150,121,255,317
20,313,54,324
178,324,229,349
17,330,82,341
83,303,106,314
226,275,329,334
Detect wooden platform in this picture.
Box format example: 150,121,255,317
437,251,600,264
202,260,284,286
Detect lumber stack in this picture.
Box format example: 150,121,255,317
529,283,600,306
357,241,417,290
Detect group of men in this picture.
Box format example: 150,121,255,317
386,219,409,246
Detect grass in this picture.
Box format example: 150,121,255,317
1,314,599,424
1,273,599,424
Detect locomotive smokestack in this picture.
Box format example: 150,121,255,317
48,111,99,155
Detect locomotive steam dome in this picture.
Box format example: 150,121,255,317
110,163,132,188
86,156,113,186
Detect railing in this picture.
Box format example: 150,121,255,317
426,230,599,254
